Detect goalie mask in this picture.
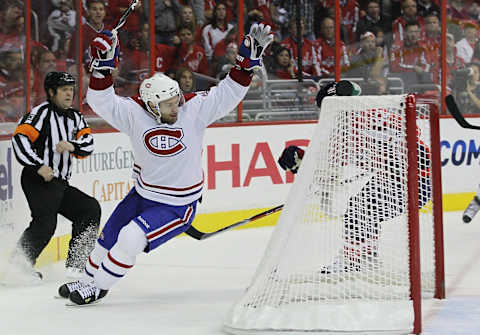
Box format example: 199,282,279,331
139,73,185,124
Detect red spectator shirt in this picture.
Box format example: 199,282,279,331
67,21,107,64
281,37,320,76
176,43,209,75
390,42,430,73
392,16,425,45
314,38,350,78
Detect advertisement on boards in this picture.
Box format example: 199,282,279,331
2,118,480,237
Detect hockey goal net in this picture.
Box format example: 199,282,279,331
224,94,444,334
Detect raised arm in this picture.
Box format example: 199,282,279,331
194,23,274,126
86,29,133,134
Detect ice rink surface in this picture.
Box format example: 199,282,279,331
1,211,479,335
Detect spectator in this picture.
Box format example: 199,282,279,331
251,0,279,38
122,22,149,74
423,13,441,45
0,1,25,51
176,25,210,75
178,5,203,44
456,22,479,64
32,49,61,105
176,67,197,93
122,20,180,76
212,26,237,69
67,0,108,68
460,63,480,113
179,0,206,27
0,48,25,122
390,22,430,86
155,0,182,45
344,31,385,84
47,0,76,55
467,1,480,23
215,41,238,79
0,0,23,36
417,0,440,18
285,0,316,40
447,0,469,22
315,17,350,78
356,0,388,42
202,2,235,60
223,0,237,24
392,0,425,44
204,0,216,24
106,0,145,45
281,17,320,77
432,33,464,94
266,46,296,79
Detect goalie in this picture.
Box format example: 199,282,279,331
278,81,432,272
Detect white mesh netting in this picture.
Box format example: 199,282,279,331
224,95,437,334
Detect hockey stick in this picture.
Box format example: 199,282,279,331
445,94,480,130
185,204,284,240
113,0,140,32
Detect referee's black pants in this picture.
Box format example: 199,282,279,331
17,167,101,268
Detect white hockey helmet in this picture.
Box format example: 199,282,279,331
139,73,184,123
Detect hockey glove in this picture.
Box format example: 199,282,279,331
316,80,362,108
88,30,119,73
278,145,305,174
236,23,274,72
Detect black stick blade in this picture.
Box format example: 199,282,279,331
445,94,480,130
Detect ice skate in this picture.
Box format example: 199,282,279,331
58,280,90,298
68,282,108,305
463,196,480,223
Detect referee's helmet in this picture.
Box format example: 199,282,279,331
44,71,76,99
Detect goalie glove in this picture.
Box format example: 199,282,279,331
278,145,305,174
88,30,119,73
236,23,274,72
316,80,362,108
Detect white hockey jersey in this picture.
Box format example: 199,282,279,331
86,70,251,206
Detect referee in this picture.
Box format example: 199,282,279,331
10,71,100,280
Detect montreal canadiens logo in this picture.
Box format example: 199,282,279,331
143,127,186,157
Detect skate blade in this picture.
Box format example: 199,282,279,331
65,299,103,307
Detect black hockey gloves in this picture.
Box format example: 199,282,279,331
278,145,305,174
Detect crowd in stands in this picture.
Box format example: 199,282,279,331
4,0,480,124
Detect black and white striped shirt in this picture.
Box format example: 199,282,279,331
12,101,94,180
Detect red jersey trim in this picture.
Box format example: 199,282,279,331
89,75,113,90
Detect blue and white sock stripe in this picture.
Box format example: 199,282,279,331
101,263,124,278
100,252,134,279
146,206,194,243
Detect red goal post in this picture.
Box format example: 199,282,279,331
224,94,445,335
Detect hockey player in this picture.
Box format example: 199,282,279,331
10,71,100,280
58,24,273,304
278,80,431,272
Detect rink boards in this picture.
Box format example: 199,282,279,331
0,118,479,266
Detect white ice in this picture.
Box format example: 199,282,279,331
1,211,479,335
